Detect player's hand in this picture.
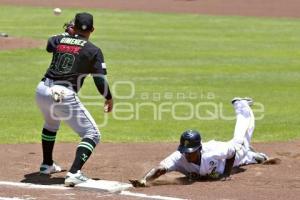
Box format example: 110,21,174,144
63,20,75,35
104,99,113,113
188,172,201,181
129,179,146,187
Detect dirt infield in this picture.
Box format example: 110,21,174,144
0,142,300,200
1,0,300,50
0,37,44,51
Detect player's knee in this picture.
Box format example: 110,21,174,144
87,130,101,145
94,131,101,144
44,123,59,133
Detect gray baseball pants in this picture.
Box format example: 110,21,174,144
35,78,100,144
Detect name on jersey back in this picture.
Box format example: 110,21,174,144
60,38,87,46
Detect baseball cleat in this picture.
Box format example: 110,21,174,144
253,152,269,164
231,97,253,106
40,163,62,175
64,170,89,187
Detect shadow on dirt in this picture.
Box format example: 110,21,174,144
21,171,66,185
151,167,246,186
232,166,247,174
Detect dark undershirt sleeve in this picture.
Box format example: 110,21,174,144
223,153,236,177
93,76,112,100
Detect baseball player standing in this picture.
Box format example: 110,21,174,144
130,98,269,187
35,12,113,186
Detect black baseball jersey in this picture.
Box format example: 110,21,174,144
44,33,107,92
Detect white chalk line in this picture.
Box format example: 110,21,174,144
0,181,69,190
0,181,187,200
120,191,187,200
0,197,34,200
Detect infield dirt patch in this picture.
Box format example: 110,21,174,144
1,0,300,18
0,141,299,200
0,37,44,51
1,0,299,51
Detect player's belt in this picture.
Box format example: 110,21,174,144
41,77,74,91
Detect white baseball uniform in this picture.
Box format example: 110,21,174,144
160,100,258,177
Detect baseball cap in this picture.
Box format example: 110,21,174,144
75,12,94,31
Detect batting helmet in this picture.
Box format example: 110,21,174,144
177,130,202,153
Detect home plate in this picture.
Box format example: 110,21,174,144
76,179,132,193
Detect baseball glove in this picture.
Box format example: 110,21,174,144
63,20,75,35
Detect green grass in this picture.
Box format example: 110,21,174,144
0,5,299,144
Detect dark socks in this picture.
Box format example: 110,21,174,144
69,138,96,174
41,128,57,165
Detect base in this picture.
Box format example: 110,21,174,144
76,179,132,193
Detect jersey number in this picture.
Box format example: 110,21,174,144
50,53,75,73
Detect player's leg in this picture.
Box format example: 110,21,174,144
54,93,100,186
230,97,255,166
243,105,255,150
231,98,268,165
66,106,100,175
231,98,255,150
35,82,62,174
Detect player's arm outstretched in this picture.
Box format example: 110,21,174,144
129,165,167,187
